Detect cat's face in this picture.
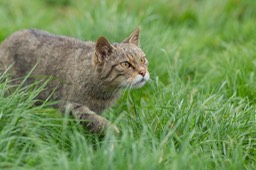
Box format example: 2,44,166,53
93,28,150,89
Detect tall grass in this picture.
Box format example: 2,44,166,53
0,0,256,169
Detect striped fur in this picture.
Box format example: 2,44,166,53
0,28,149,135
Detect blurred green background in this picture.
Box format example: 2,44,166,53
0,0,256,169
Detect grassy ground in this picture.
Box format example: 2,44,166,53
0,0,256,169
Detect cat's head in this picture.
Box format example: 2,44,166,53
93,28,149,89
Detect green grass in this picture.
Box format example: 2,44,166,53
1,0,256,169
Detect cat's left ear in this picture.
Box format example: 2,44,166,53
122,27,140,46
95,36,114,62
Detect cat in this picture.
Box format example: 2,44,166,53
0,28,149,135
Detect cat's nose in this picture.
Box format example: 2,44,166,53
139,70,146,77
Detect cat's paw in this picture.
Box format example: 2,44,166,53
107,123,120,135
96,116,120,136
80,113,119,136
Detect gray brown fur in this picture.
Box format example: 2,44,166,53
0,28,149,135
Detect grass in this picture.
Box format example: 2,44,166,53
0,0,256,169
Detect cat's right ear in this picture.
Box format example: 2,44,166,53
95,36,114,62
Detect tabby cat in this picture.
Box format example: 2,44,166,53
0,28,149,135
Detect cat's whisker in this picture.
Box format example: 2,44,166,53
122,83,133,93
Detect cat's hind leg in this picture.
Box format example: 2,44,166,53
65,102,120,135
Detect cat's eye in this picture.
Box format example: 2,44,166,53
140,57,146,64
120,61,131,68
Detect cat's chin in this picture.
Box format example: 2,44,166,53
131,80,147,88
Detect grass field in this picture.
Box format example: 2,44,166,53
0,0,256,169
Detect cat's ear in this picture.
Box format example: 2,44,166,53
95,36,114,62
122,27,140,46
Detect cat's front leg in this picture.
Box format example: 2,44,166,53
65,102,119,135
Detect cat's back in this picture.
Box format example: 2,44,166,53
0,29,94,55
0,29,94,75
